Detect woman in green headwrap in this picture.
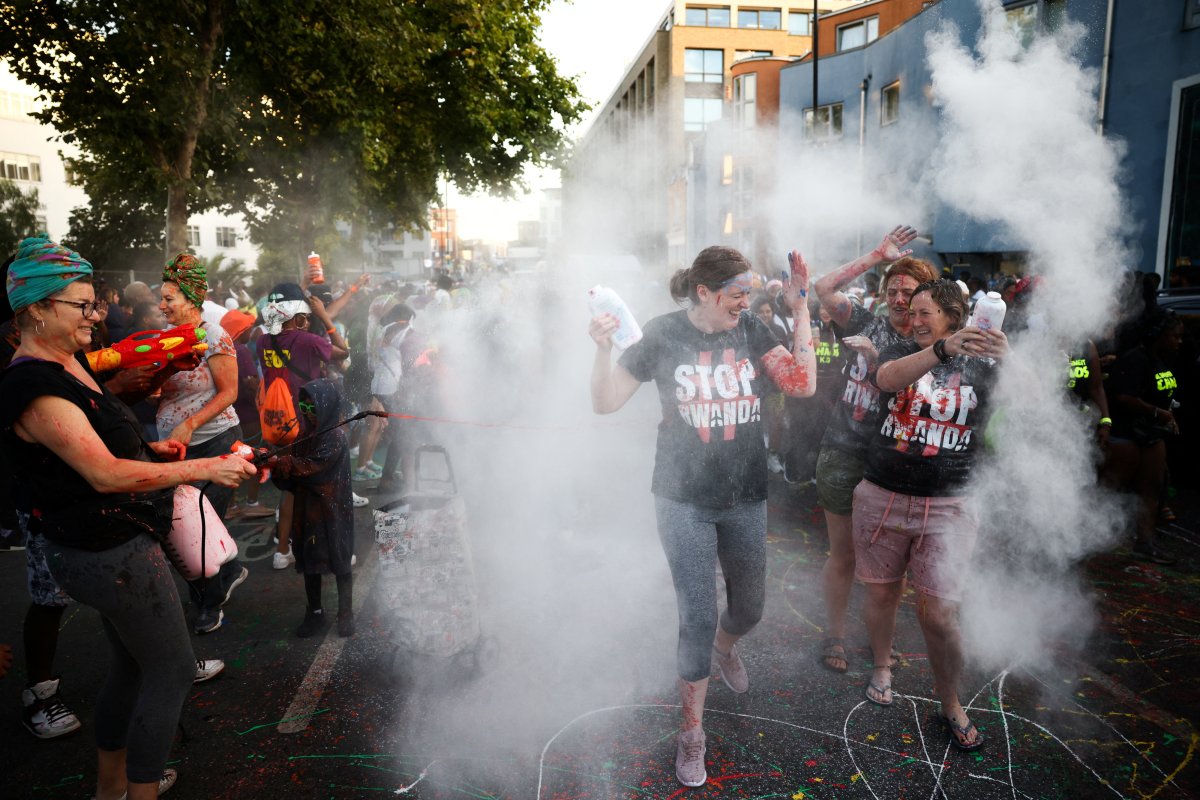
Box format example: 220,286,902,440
0,235,255,799
156,252,249,634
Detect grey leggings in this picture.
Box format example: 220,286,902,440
46,534,195,783
655,496,767,682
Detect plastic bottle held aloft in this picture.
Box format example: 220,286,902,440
969,291,1007,332
588,285,643,350
307,251,325,284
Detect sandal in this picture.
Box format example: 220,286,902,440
940,713,984,752
863,666,893,706
819,638,849,674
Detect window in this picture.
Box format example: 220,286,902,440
1189,0,1200,30
34,215,47,235
0,152,41,182
836,16,879,51
186,225,201,247
881,82,900,125
215,226,237,248
684,97,724,132
0,91,37,120
735,49,772,62
738,9,781,30
685,6,730,27
804,103,843,140
1167,82,1200,283
64,165,80,186
734,72,757,128
788,11,812,36
685,49,724,84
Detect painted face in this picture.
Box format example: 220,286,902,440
704,272,753,331
885,274,920,334
158,281,198,326
909,291,953,348
46,281,100,349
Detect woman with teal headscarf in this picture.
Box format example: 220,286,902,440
0,236,256,800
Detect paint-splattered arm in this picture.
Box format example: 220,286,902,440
812,225,918,328
16,395,255,492
763,252,817,397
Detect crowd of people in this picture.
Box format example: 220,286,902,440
0,226,1188,795
0,235,458,799
589,228,1190,787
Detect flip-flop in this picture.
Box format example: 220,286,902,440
863,678,892,707
940,714,985,752
819,638,849,674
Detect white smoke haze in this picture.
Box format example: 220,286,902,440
926,3,1133,670
373,0,1137,771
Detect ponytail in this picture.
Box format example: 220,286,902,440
670,246,753,306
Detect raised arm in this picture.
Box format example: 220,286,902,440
813,225,917,328
589,314,642,414
760,250,818,398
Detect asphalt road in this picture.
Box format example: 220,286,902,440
1,472,1198,799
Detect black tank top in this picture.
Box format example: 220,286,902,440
0,354,173,551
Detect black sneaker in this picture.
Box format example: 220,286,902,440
296,608,329,638
194,607,224,635
1133,541,1178,566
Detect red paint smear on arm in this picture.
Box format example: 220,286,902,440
761,346,815,398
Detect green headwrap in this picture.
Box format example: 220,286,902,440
162,253,208,307
6,234,94,313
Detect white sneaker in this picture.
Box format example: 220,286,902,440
194,659,225,683
351,554,357,567
675,727,707,787
352,492,368,508
272,549,295,570
21,678,81,739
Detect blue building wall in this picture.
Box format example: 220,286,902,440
1104,1,1200,273
778,0,1196,273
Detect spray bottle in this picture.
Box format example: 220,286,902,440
968,291,1007,332
307,251,325,285
587,286,643,350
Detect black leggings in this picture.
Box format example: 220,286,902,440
46,534,195,783
305,572,353,613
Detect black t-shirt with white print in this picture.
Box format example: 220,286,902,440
862,339,1000,497
619,309,782,508
820,305,911,457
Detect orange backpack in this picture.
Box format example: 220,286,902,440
257,334,307,445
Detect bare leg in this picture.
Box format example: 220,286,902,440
96,747,126,800
918,593,978,746
864,581,904,703
276,491,294,556
127,781,158,800
821,510,855,670
713,627,739,658
1134,441,1167,547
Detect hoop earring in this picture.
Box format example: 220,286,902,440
33,317,45,336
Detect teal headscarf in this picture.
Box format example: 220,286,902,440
6,234,93,313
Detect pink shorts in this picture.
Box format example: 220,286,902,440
851,480,978,601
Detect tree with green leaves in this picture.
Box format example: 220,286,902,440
0,178,40,258
0,0,586,275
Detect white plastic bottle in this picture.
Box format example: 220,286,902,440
969,291,1007,332
588,285,643,350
